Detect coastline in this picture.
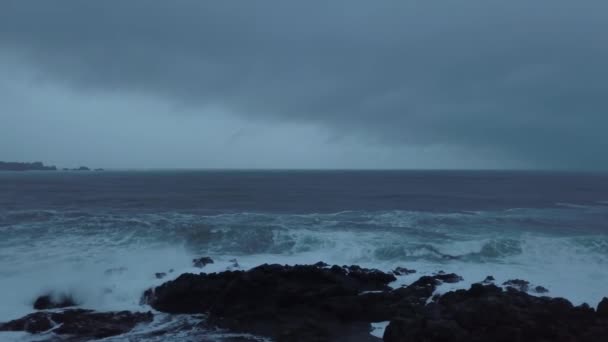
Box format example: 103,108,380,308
2,260,607,341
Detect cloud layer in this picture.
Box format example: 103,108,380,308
1,1,607,169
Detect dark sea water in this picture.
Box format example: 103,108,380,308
1,170,608,340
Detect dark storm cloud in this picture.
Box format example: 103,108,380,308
1,0,607,169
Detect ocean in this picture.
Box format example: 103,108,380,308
1,170,608,340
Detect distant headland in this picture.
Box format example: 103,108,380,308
0,161,103,172
0,161,57,171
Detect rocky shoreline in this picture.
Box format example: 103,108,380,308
2,261,608,341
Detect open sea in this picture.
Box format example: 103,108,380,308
1,170,608,340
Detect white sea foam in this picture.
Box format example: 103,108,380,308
1,208,608,341
370,321,390,338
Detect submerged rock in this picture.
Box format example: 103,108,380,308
434,272,463,284
104,266,128,276
392,267,416,276
33,293,78,310
192,256,214,268
229,258,240,268
383,283,608,342
503,278,530,292
0,309,153,339
482,275,495,283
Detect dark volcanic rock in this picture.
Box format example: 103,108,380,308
384,283,608,342
434,272,463,283
229,258,240,268
144,264,413,341
143,263,608,342
598,297,608,317
314,261,329,268
0,309,153,339
392,267,416,276
482,275,495,283
33,293,78,310
503,278,530,292
193,256,214,268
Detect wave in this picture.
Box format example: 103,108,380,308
1,206,608,327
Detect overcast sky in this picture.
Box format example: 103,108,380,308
1,1,607,169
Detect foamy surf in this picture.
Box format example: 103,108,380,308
2,203,608,340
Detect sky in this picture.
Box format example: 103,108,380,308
1,1,607,170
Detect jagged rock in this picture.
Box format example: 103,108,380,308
598,297,608,317
0,309,153,339
392,267,416,275
434,273,463,283
193,256,214,268
482,275,495,283
384,283,608,342
341,265,397,287
140,262,608,342
143,264,415,341
503,278,530,292
33,293,78,310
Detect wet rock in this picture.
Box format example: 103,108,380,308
502,278,530,292
534,285,549,294
384,283,608,342
33,293,78,310
155,272,167,279
143,263,608,342
342,265,397,287
140,288,154,305
104,266,128,276
193,256,214,268
482,275,495,283
0,309,153,339
392,267,416,276
598,297,608,317
144,264,414,341
434,273,463,284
